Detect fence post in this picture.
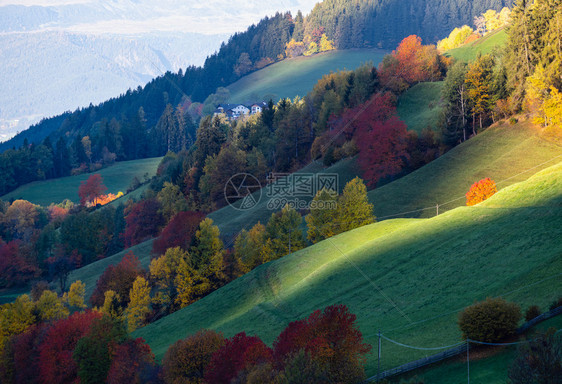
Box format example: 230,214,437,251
377,330,381,382
466,339,470,384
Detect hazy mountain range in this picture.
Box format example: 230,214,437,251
0,0,318,142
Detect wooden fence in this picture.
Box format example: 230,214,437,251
365,305,562,382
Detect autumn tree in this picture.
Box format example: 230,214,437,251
0,240,39,288
465,54,495,132
273,304,372,382
125,276,151,332
338,93,409,186
305,188,339,243
285,39,306,57
205,332,273,384
234,222,270,272
38,311,101,384
508,328,562,384
437,25,474,51
107,338,156,384
466,178,497,206
1,199,41,241
73,315,127,384
157,182,189,221
458,297,521,342
190,218,225,286
6,323,43,384
62,280,87,310
36,289,69,322
122,199,165,247
162,329,225,384
78,174,107,206
90,251,144,309
279,349,328,382
378,35,444,93
0,294,36,357
150,247,190,312
337,177,375,233
102,290,123,319
152,211,205,256
234,52,253,76
265,205,305,259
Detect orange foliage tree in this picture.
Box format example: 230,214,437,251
378,35,445,93
466,178,497,206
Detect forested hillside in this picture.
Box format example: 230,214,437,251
304,0,513,49
0,0,511,182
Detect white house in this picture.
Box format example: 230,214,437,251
214,102,268,121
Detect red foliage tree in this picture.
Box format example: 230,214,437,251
122,199,165,248
336,93,409,187
152,211,205,256
90,251,144,308
466,178,497,206
162,329,225,384
38,310,102,384
0,240,39,288
11,324,44,384
204,332,273,384
106,338,155,384
78,174,107,206
273,304,371,381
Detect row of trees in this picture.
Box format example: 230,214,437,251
1,299,371,383
163,304,371,383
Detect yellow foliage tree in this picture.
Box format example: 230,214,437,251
36,290,69,322
543,87,562,129
319,34,335,52
285,39,306,58
174,259,200,309
304,41,319,56
126,276,151,332
484,10,503,32
437,25,474,51
150,247,187,310
62,280,86,310
101,290,122,319
0,295,36,355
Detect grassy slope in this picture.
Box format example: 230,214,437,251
134,160,562,376
369,119,562,219
446,28,507,62
227,49,387,103
397,81,444,133
66,120,561,313
1,157,162,206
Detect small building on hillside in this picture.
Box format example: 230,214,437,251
214,102,268,121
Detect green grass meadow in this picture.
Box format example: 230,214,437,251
134,160,562,377
227,49,388,103
446,28,508,62
397,81,445,133
1,157,162,206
